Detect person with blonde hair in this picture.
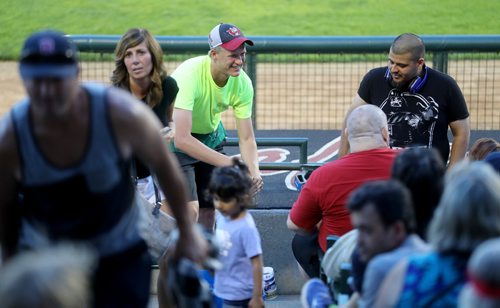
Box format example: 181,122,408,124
170,23,262,231
375,161,500,307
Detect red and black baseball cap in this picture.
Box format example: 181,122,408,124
208,23,254,51
19,29,78,79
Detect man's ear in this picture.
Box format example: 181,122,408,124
417,57,425,70
391,221,406,242
209,49,217,59
381,126,389,144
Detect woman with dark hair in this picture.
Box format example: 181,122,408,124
391,147,446,240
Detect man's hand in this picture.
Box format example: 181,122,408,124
160,126,175,143
175,225,209,265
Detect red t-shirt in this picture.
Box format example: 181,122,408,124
289,148,399,251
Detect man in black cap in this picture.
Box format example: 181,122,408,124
170,23,263,231
0,29,207,307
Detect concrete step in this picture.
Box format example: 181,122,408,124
265,294,302,308
148,294,302,308
250,209,307,295
149,208,307,305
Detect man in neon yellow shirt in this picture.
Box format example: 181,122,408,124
171,23,263,230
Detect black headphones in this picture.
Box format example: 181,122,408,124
385,65,429,94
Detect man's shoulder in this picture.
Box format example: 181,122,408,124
364,66,387,78
171,55,208,77
0,110,16,149
345,148,399,160
368,66,387,74
181,55,208,65
426,67,460,88
316,148,397,172
370,236,429,268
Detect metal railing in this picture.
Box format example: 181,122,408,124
225,137,322,170
70,35,500,131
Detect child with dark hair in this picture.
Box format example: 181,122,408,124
209,158,264,308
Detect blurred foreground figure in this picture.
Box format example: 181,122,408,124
0,29,207,307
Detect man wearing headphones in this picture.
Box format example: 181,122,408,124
338,33,470,167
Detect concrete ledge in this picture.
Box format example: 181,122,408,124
150,209,304,297
250,209,306,295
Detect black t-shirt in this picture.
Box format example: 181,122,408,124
357,67,469,163
151,76,179,126
135,76,179,179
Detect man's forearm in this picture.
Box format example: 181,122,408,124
448,136,469,168
238,138,260,177
176,135,231,167
448,117,470,168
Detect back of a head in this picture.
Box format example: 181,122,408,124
208,158,253,207
468,138,499,161
391,147,446,239
0,244,96,308
347,179,416,233
459,237,500,308
390,33,425,61
484,152,500,174
346,105,388,150
428,161,500,254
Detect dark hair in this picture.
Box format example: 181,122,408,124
469,138,499,161
391,33,425,61
208,158,253,208
391,147,445,239
347,180,416,233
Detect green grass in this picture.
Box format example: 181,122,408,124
1,0,499,59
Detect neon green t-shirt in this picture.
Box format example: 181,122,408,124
171,55,254,135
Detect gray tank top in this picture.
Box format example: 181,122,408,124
11,83,142,256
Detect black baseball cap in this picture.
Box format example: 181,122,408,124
208,23,254,51
19,30,78,79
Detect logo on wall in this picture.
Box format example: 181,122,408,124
232,136,341,191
